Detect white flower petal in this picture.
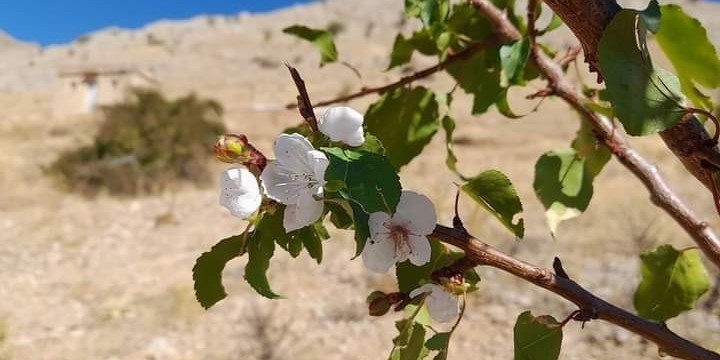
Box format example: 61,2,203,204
319,106,365,146
368,212,391,239
393,191,437,235
260,161,300,204
407,234,431,266
426,286,460,323
307,150,329,187
283,190,324,232
219,167,261,219
409,283,436,299
362,235,396,273
344,127,366,147
274,133,316,172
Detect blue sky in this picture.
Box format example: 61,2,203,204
0,0,318,46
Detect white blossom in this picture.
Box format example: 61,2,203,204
319,106,365,146
409,283,460,323
260,133,328,232
362,191,437,273
219,167,262,219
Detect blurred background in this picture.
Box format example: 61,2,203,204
0,0,719,359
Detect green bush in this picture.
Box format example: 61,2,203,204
49,89,226,196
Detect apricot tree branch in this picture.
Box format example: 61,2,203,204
540,0,720,218
431,224,720,360
469,0,720,270
285,38,497,109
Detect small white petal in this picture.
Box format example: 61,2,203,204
283,190,324,232
307,150,329,187
344,127,366,147
368,212,391,239
274,133,316,172
409,283,436,299
407,234,431,266
393,191,437,235
219,167,261,219
426,287,460,323
319,106,365,146
362,234,396,273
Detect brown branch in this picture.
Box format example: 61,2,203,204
469,0,720,270
431,224,720,360
285,38,497,109
541,0,720,219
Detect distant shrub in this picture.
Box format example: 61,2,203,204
146,33,165,46
327,21,345,36
49,89,226,197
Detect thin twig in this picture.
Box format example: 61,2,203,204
469,0,720,270
431,224,720,360
285,38,498,109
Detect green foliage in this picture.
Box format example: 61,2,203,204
425,332,451,360
282,25,338,66
440,115,464,178
324,147,402,213
655,4,720,110
571,120,611,178
350,201,371,257
391,319,429,360
365,87,440,169
598,10,686,136
192,234,247,309
533,148,593,235
513,311,563,360
634,245,710,322
500,38,530,86
388,34,415,70
49,89,225,197
244,211,283,299
461,169,524,238
446,47,502,115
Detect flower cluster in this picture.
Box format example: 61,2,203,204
216,105,459,323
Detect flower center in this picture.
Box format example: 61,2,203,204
387,223,412,254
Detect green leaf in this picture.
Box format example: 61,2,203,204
634,245,710,322
356,133,385,155
245,214,282,299
656,5,720,109
513,311,563,360
392,319,429,360
537,14,563,36
350,201,370,258
425,332,451,360
500,38,530,86
192,234,247,309
446,47,502,115
441,115,466,179
365,87,440,169
461,169,524,238
388,34,415,70
409,29,441,56
445,3,492,41
496,87,526,119
571,120,611,178
324,147,402,213
325,200,354,229
282,25,338,66
533,149,593,235
598,10,686,136
301,223,328,263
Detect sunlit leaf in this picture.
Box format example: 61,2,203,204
656,4,720,109
513,311,563,360
533,149,593,235
446,47,502,115
426,332,451,360
500,38,530,86
441,115,467,179
462,169,524,238
365,87,440,169
571,119,611,178
496,87,526,119
634,245,710,322
244,212,284,299
351,201,370,258
598,10,686,136
388,34,415,70
283,25,338,66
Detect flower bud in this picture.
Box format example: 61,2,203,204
213,134,267,169
367,291,392,317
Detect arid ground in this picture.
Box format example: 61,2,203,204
0,0,719,359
